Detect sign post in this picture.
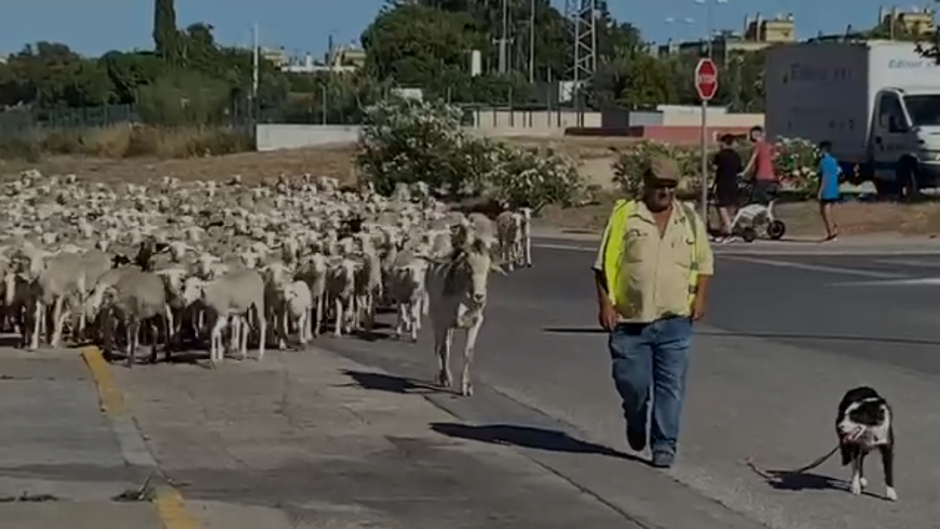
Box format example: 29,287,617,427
694,58,718,223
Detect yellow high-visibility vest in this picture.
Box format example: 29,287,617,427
601,199,701,308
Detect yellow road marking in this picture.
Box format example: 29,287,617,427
80,346,202,529
154,487,202,529
80,346,124,414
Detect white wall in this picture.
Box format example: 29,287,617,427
255,124,360,151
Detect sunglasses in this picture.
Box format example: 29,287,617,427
653,182,677,190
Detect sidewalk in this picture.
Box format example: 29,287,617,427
0,348,163,529
109,348,641,529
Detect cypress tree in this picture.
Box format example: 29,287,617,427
153,0,178,60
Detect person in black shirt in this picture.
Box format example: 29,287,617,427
711,134,743,241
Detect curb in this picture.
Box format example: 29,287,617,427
80,346,202,529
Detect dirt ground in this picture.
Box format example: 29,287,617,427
0,143,359,186
538,196,940,239
4,137,940,238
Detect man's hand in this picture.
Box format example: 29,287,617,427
598,300,618,332
690,297,706,321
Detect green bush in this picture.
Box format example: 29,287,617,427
356,97,584,211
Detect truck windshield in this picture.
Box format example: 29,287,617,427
904,95,940,126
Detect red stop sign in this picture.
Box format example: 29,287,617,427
695,58,718,101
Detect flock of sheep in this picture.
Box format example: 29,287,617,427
0,169,533,396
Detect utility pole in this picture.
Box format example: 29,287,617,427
498,0,509,74
528,0,536,83
251,22,260,122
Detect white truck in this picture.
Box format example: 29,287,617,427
765,40,940,197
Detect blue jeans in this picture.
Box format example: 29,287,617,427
608,318,693,456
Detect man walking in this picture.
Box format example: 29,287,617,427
712,133,743,242
742,126,777,204
592,155,714,469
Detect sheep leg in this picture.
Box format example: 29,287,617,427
460,318,484,397
209,315,227,366
421,291,429,317
365,293,375,332
164,307,175,360
26,301,40,350
313,295,323,337
256,305,266,362
409,301,421,343
239,315,249,357
278,309,288,350
162,310,173,364
434,326,454,389
333,298,343,338
523,234,532,267
229,315,240,358
125,320,138,368
50,297,66,348
395,302,406,340
77,290,88,340
298,310,308,346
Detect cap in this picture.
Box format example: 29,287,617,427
644,155,680,183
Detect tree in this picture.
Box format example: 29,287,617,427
0,42,115,108
362,4,481,94
153,0,179,61
592,49,672,109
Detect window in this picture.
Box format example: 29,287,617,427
878,94,906,132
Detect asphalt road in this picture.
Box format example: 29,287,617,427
323,239,940,529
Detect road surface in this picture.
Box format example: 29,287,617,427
324,239,940,529
9,237,940,529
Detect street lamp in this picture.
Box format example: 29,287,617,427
693,0,728,58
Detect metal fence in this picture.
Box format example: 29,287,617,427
0,80,575,132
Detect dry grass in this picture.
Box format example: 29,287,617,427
0,142,358,186
0,125,253,162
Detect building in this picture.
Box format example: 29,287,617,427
657,12,796,63
279,44,366,74
878,5,936,37
261,47,290,69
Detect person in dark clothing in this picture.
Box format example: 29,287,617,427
711,134,743,241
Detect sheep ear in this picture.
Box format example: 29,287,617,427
490,262,507,276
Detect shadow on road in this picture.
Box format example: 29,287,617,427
340,369,439,394
429,422,642,463
748,468,890,499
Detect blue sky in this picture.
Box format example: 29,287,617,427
0,0,918,58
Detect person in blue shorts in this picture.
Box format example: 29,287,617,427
817,140,841,241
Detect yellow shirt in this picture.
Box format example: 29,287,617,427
592,200,714,323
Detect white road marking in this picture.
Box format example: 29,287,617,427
829,277,940,287
533,243,594,252
874,258,940,268
721,255,906,279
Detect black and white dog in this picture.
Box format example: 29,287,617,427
835,386,897,501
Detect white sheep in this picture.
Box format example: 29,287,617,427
182,269,266,365
424,235,505,396
387,251,429,342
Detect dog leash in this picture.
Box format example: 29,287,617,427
745,444,841,480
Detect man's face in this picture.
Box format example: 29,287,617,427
643,178,677,212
